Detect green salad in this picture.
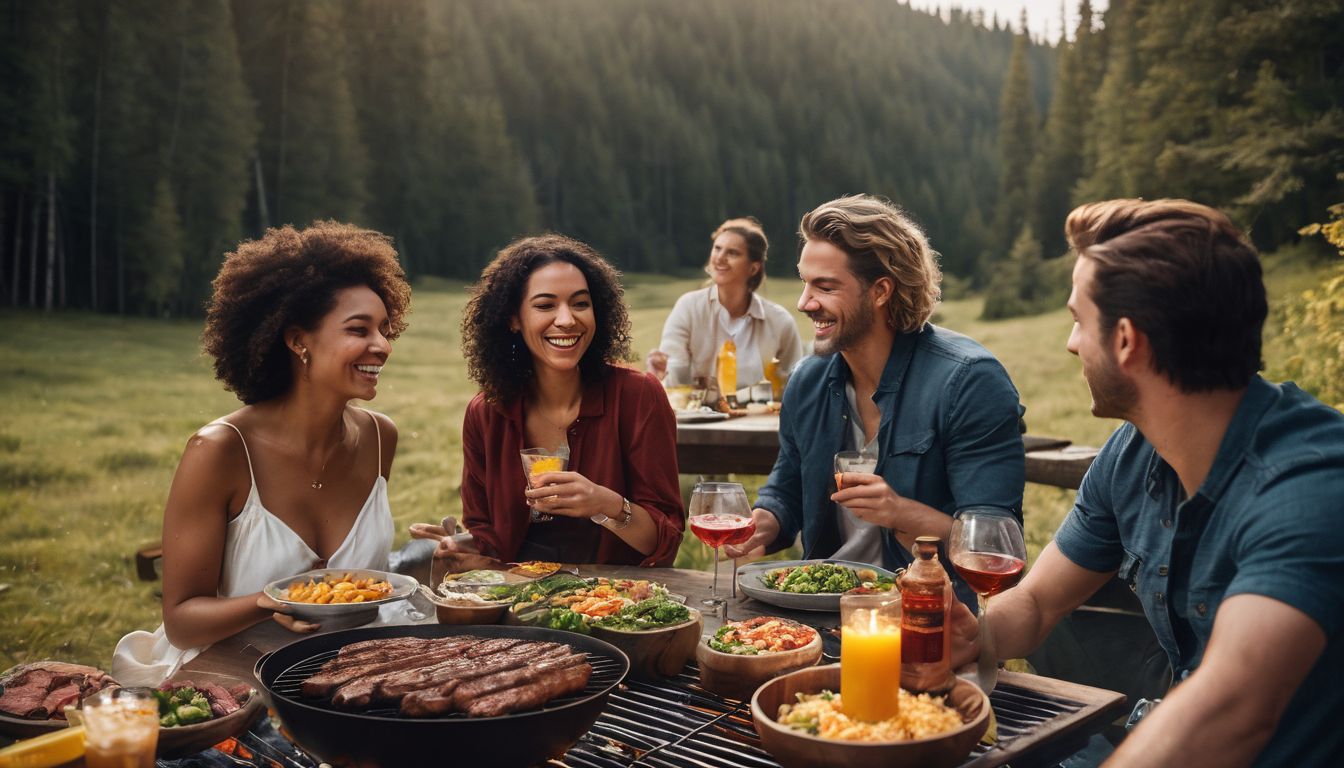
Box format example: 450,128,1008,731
760,563,893,594
592,597,690,631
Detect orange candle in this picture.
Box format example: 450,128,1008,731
840,594,902,721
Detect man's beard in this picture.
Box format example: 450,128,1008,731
1087,349,1138,419
812,294,877,356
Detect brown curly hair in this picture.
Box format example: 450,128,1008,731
463,234,632,404
203,221,411,404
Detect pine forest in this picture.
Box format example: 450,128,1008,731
1,0,1340,317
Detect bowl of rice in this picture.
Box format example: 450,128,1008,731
750,664,989,768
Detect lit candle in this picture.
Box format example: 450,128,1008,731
840,592,902,721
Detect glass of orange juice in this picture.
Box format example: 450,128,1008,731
520,446,569,522
81,688,159,768
840,591,902,722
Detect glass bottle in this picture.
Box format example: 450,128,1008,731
898,535,955,695
716,339,737,407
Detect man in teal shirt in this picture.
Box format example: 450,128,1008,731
727,194,1025,606
954,199,1344,766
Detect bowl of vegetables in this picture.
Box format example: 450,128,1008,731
152,670,265,759
510,576,702,680
696,616,822,700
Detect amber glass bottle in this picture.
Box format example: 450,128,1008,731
898,536,955,694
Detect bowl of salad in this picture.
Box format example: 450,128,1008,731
697,616,822,700
736,560,898,612
509,576,702,680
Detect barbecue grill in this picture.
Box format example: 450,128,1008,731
253,624,630,768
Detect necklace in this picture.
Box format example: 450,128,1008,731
310,418,348,490
534,398,581,437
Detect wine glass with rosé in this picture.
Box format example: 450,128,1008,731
949,505,1027,693
688,482,755,612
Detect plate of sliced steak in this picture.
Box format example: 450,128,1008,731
0,661,119,738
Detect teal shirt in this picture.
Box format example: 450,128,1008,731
756,323,1026,605
1056,376,1344,766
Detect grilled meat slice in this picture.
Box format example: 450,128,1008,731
464,662,593,718
449,652,586,710
302,637,485,698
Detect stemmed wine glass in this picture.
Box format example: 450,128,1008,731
687,482,754,614
948,505,1027,693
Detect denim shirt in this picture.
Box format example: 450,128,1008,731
755,323,1026,606
1055,377,1344,767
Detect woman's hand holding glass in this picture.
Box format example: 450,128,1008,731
525,469,624,520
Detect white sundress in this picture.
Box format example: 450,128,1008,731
111,412,394,685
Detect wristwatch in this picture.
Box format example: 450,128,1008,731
591,498,633,529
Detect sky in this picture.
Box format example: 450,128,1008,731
910,1,1110,42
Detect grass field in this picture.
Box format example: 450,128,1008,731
0,256,1327,668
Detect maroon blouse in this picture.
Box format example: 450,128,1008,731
460,365,685,566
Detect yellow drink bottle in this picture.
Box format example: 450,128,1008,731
716,340,737,405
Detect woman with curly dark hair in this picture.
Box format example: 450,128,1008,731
112,221,411,685
412,234,683,568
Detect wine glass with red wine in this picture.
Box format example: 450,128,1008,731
949,505,1026,693
688,482,754,612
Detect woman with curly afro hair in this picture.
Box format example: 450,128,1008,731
411,234,684,569
113,221,411,684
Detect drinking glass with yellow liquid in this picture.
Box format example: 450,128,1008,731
81,688,159,768
840,591,902,722
715,339,737,407
520,446,569,522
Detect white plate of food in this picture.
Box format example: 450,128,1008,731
736,559,899,612
262,568,418,630
675,409,730,423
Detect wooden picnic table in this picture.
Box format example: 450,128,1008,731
676,414,1099,490
185,564,1126,767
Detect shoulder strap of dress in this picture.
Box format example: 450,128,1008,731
212,419,256,488
366,409,383,479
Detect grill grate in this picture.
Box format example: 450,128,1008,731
269,644,627,718
553,669,1084,768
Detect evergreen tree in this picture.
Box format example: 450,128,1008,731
129,176,183,315
1026,4,1090,257
990,18,1038,275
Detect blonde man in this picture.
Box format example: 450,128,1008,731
727,195,1025,606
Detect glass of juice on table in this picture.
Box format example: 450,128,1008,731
949,505,1026,693
840,591,903,722
688,482,754,611
520,445,569,522
82,687,159,768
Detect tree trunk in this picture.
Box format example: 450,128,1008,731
116,198,124,314
58,206,66,309
90,23,104,312
9,194,21,307
44,171,56,312
28,185,39,307
0,192,7,302
275,2,293,224
254,155,270,231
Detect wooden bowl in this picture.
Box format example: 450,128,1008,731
589,609,703,681
696,629,822,701
417,584,511,626
751,664,989,768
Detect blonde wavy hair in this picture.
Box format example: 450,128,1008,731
799,195,942,333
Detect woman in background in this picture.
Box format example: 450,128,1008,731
113,222,411,684
647,217,804,392
412,235,683,569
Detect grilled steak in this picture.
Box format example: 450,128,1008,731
449,652,586,710
464,662,593,717
302,636,485,697
300,637,595,719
